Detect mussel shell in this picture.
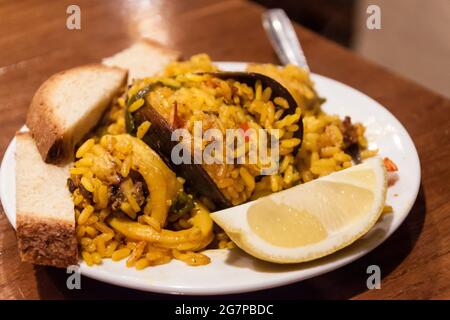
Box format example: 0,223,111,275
130,98,233,208
127,72,303,209
209,71,303,152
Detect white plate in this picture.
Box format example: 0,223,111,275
0,62,421,295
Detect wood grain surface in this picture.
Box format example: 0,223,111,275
0,0,449,300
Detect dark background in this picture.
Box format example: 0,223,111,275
254,0,356,46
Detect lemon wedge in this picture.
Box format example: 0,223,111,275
210,157,387,263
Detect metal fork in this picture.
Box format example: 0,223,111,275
262,8,309,70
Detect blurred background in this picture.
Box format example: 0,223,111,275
255,0,450,99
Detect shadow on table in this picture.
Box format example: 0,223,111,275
34,185,427,300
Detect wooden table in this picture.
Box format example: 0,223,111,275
0,0,449,300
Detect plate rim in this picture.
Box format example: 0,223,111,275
0,61,421,295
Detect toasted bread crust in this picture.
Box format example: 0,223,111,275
16,214,78,268
26,89,64,163
26,64,127,164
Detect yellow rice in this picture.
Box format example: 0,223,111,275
69,54,374,269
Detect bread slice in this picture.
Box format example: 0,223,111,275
16,39,179,268
26,64,127,164
15,132,77,268
102,38,180,83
